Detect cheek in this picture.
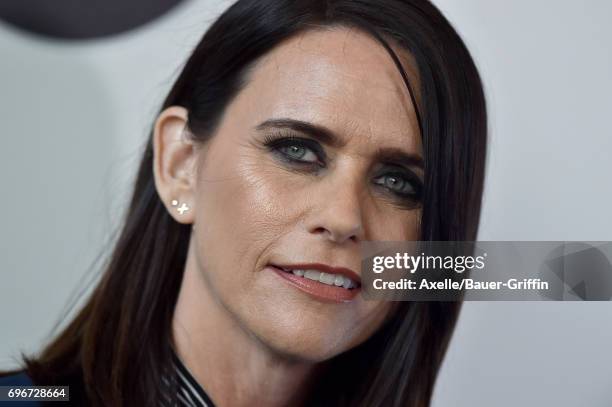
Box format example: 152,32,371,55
381,208,421,240
191,154,299,291
365,190,421,240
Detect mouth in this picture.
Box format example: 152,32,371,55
267,263,361,303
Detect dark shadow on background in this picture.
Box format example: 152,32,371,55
0,0,186,40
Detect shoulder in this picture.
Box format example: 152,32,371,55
0,370,34,386
0,371,42,406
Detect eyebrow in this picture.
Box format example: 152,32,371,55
255,118,343,147
254,118,423,170
373,147,423,170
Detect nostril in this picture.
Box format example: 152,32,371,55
306,213,364,244
313,227,326,234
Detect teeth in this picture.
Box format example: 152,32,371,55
304,270,320,281
290,269,357,289
319,273,336,285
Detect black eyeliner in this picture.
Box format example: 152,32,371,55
261,132,326,168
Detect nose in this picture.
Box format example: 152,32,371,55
305,176,366,245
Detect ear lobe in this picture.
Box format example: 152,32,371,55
152,106,196,224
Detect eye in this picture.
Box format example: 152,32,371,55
278,144,319,163
373,172,421,199
262,134,325,167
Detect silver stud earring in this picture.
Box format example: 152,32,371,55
171,199,190,215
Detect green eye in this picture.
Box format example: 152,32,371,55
278,144,318,163
262,133,325,171
373,173,419,197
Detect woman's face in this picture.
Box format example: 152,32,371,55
174,27,422,362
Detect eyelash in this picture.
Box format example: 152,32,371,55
262,133,423,206
262,133,325,168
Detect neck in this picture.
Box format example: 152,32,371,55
172,245,320,407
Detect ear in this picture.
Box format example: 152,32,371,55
153,106,196,224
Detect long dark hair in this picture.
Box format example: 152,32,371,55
2,1,487,405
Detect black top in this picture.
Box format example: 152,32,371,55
161,349,216,407
0,351,215,407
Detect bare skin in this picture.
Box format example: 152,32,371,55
153,26,422,407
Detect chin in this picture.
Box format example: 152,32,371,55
243,307,366,362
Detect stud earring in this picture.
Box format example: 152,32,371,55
171,199,190,215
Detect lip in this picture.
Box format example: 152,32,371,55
267,262,361,303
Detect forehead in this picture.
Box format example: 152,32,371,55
234,26,421,153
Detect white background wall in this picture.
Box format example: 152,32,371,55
1,1,611,405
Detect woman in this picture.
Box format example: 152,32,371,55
0,0,486,405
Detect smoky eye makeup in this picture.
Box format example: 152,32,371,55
259,130,423,207
372,164,423,207
260,131,327,169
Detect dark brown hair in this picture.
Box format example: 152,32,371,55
2,1,487,406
